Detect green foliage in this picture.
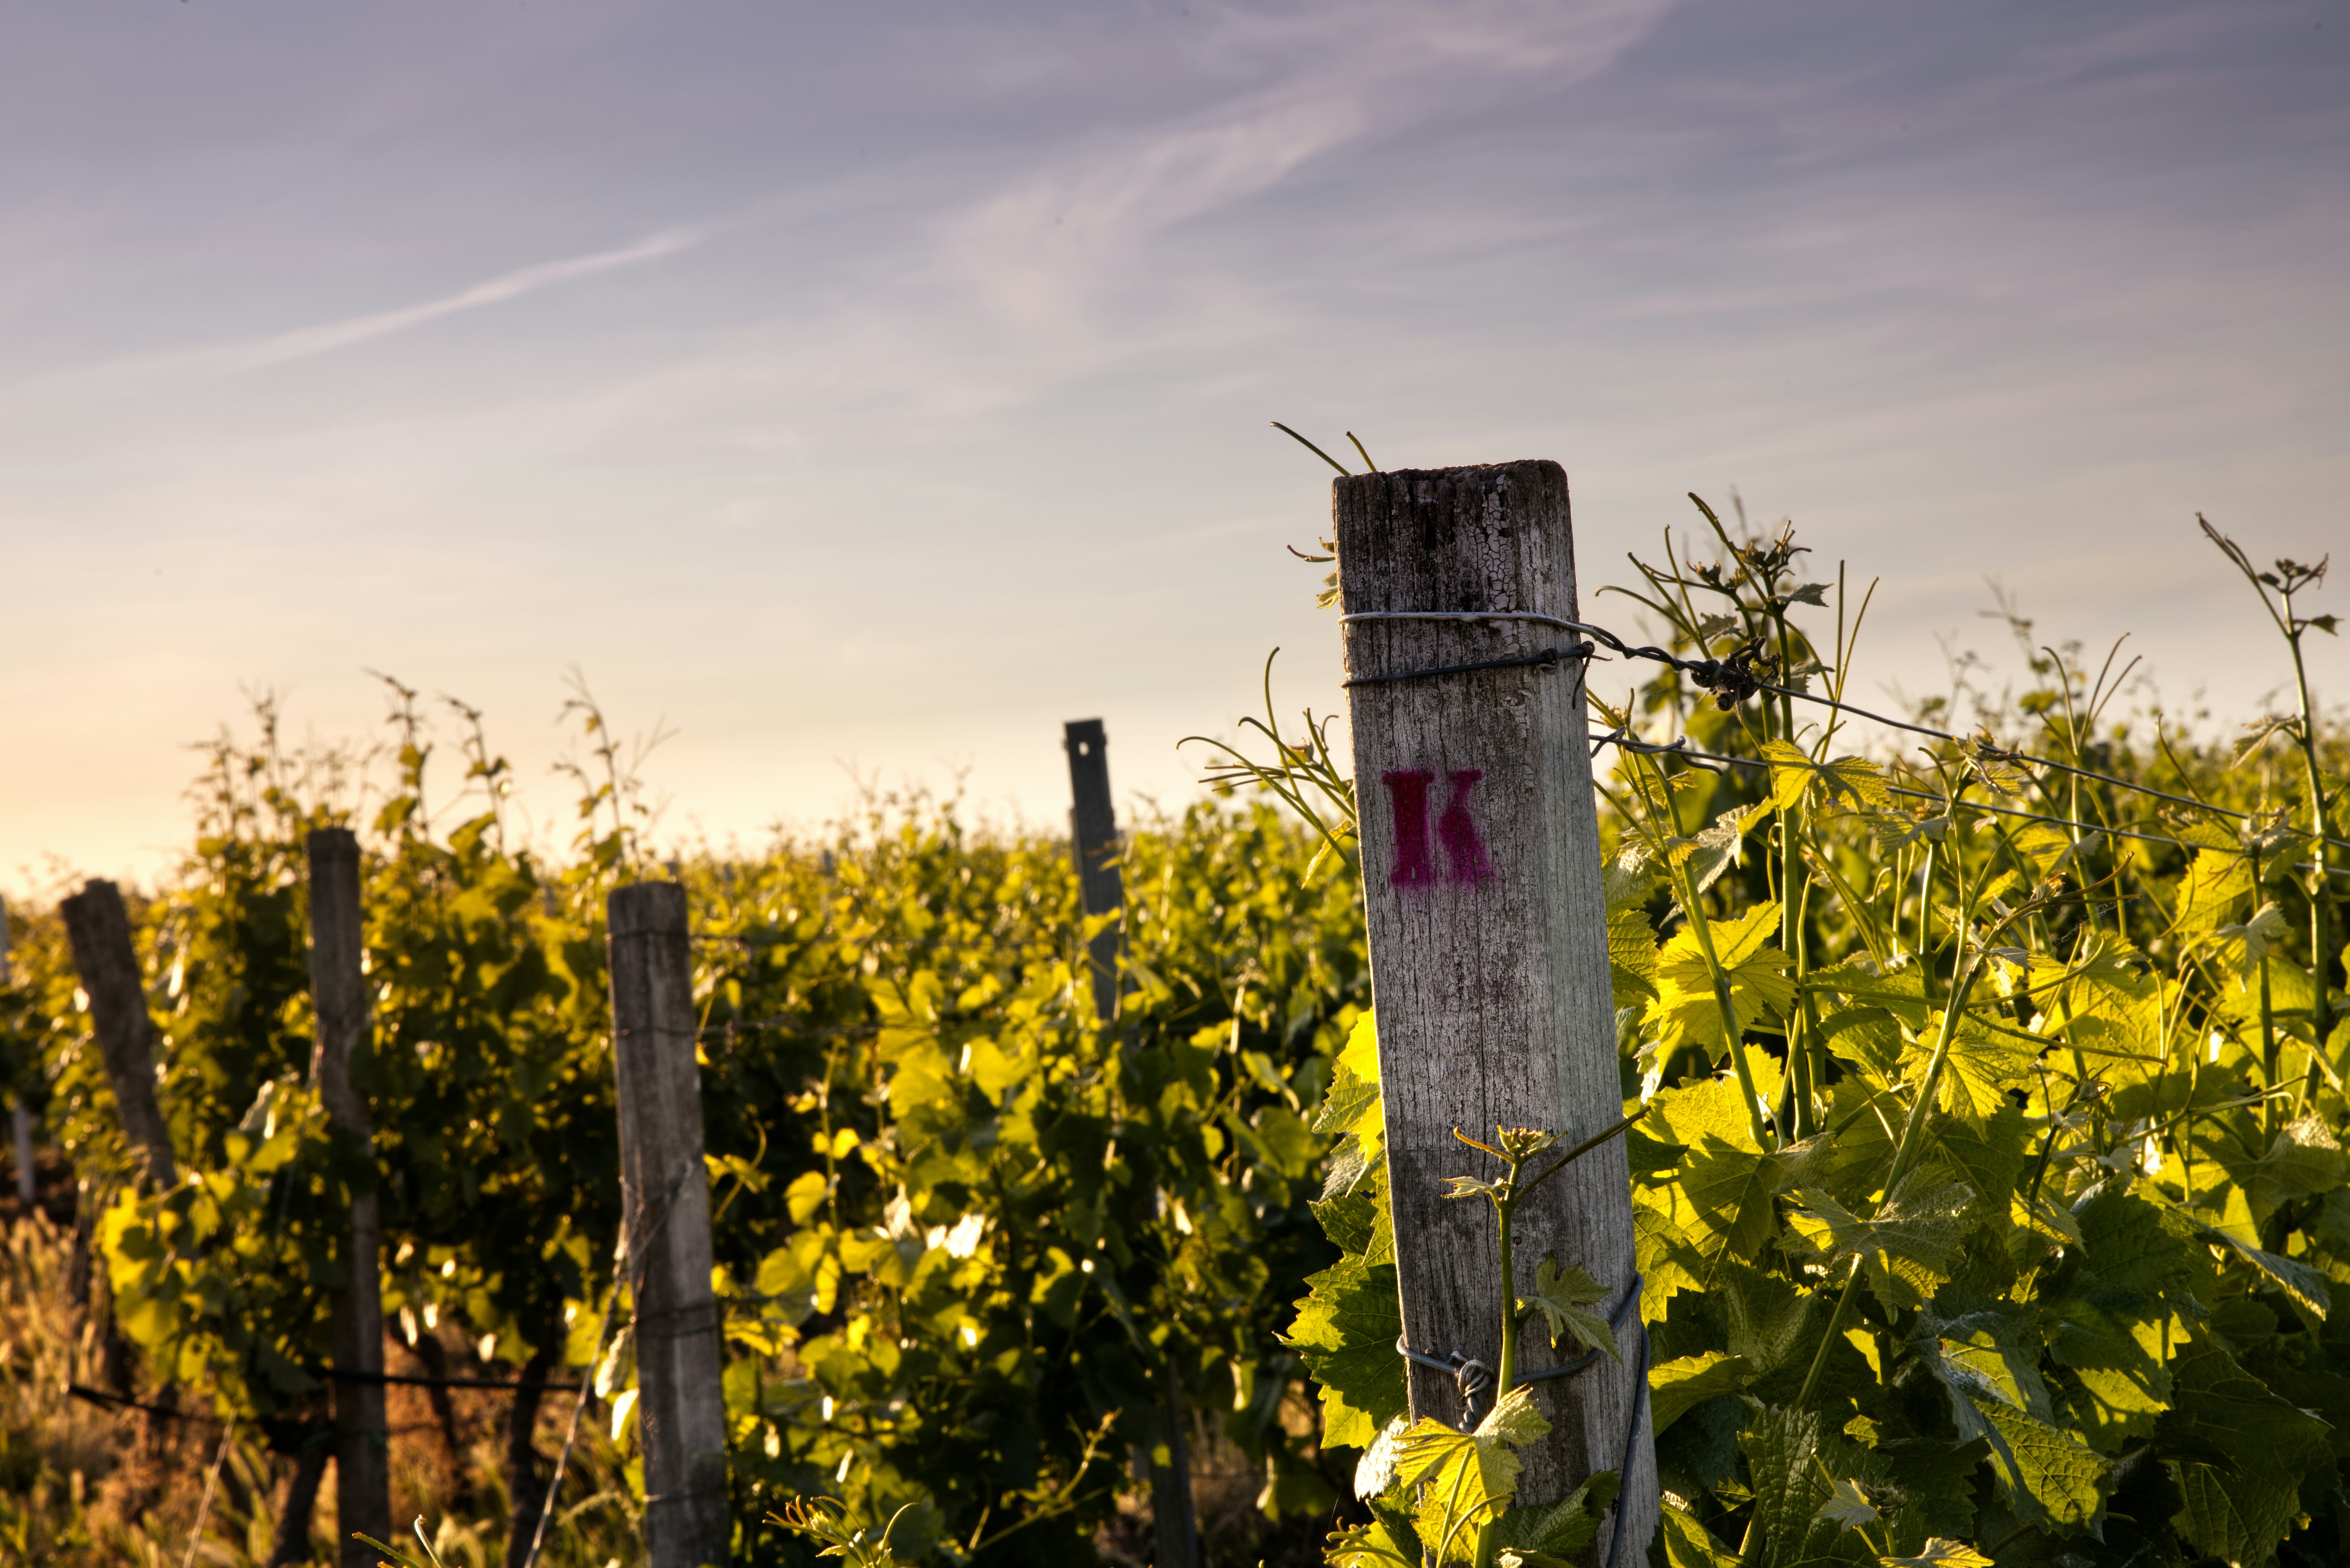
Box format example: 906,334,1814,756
1277,499,2349,1568
1518,1259,1618,1365
8,684,1370,1564
6,482,2346,1568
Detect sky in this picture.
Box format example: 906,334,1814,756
3,0,2346,893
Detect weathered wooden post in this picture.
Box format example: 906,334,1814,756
306,829,393,1566
3,895,36,1206
1334,462,1657,1557
607,882,730,1568
59,879,178,1189
1062,720,1199,1568
1064,720,1125,1022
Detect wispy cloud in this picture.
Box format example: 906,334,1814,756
208,228,703,375
0,227,703,417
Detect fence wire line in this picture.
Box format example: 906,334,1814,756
1586,726,2350,877
694,1015,871,1041
1341,609,2349,858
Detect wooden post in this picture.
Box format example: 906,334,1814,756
607,882,730,1568
1334,463,1657,1553
3,895,36,1206
1063,721,1200,1568
59,879,178,1189
1063,720,1125,1022
306,829,392,1566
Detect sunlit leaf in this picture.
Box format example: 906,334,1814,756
1392,1387,1551,1561
1518,1258,1619,1363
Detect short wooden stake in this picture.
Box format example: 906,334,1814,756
1334,462,1657,1550
1063,720,1200,1568
306,829,393,1566
607,882,730,1568
59,879,178,1189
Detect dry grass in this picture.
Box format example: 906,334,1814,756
0,1214,638,1568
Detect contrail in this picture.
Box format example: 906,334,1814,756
0,227,705,415
215,229,703,375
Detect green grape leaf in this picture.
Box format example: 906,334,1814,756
2199,1221,2332,1320
1737,1404,1843,1568
2175,847,2254,935
1791,1174,1976,1313
1607,850,1662,1006
1518,1258,1619,1363
1718,1258,1824,1383
2041,1191,2211,1373
1315,1067,1382,1136
1932,1105,2029,1222
1284,1256,1406,1448
1876,1540,1992,1568
1392,1386,1550,1563
1902,1016,2036,1121
1491,1468,1621,1566
1799,960,1930,1028
1917,1300,2055,1421
1813,1473,1880,1531
2230,1110,2349,1231
1648,1077,1767,1154
1326,1515,1420,1568
1663,806,1763,903
1338,1008,1380,1082
1759,740,1894,813
1650,904,1796,1054
1971,1401,2109,1533
1659,1502,1738,1568
1678,1135,1780,1264
783,1169,829,1224
2153,1336,2332,1477
1913,1307,2109,1531
1634,1193,1706,1304
1817,1006,1907,1080
1649,1351,1751,1436
2169,1461,2303,1568
1313,1192,1395,1263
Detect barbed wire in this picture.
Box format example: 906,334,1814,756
1344,608,2348,858
66,1382,500,1436
1587,725,2350,876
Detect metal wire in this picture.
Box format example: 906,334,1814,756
1393,1271,1649,1566
1343,644,1594,688
1346,608,2350,856
68,1384,224,1424
1588,725,2350,874
1607,1292,1651,1568
695,1016,871,1040
1393,1339,1495,1431
324,1367,580,1394
1514,1279,1644,1388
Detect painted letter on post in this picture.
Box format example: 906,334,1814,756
1384,766,1492,889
